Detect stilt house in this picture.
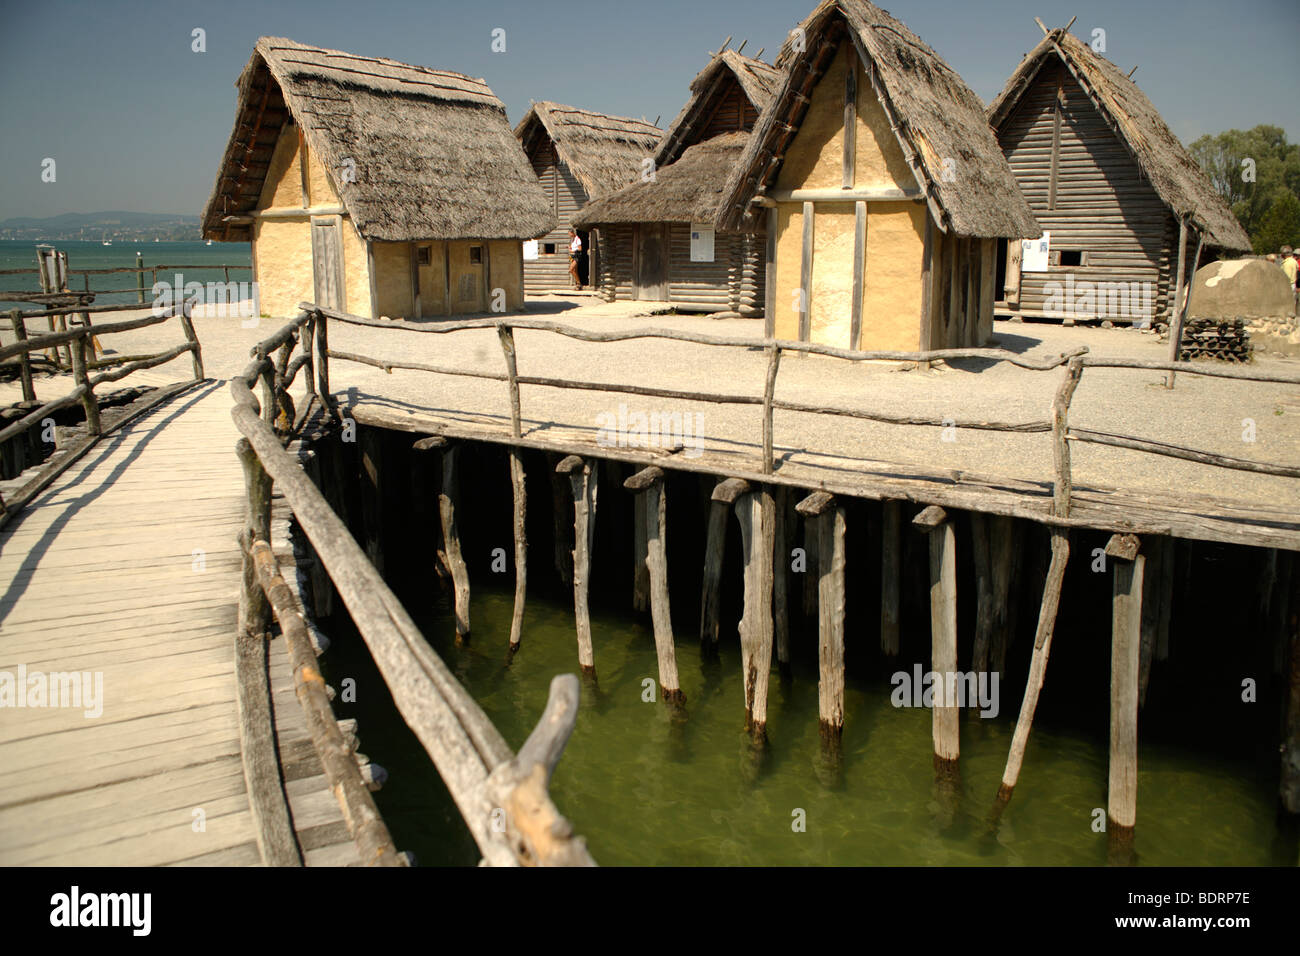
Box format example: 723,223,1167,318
988,25,1251,325
202,37,554,319
513,103,661,294
573,50,779,314
718,0,1040,350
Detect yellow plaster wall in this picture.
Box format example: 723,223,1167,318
259,125,304,211
342,219,371,317
305,138,340,205
488,240,524,312
860,204,927,351
372,241,414,318
772,203,805,340
775,43,916,193
449,242,485,313
415,241,447,316
252,217,313,319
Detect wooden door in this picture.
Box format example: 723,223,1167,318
311,216,346,311
1004,239,1022,309
634,225,668,301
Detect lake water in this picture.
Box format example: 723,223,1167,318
0,239,250,311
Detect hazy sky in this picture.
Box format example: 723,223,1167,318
1,0,1296,220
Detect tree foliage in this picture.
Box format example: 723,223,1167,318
1189,125,1300,253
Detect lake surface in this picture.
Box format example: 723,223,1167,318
0,239,250,310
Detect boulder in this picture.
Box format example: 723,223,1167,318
1190,258,1295,320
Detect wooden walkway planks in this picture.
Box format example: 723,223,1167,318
0,378,363,866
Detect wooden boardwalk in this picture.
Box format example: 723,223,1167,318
0,376,362,866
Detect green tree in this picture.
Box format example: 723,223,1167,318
1189,124,1300,251
1254,191,1300,253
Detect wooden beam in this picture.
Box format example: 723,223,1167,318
915,506,958,765
700,477,744,648
842,59,857,189
735,487,775,734
440,444,471,644
1165,222,1200,387
772,187,921,203
851,201,866,350
624,468,682,702
817,500,847,743
799,202,815,342
359,427,384,574
558,455,598,676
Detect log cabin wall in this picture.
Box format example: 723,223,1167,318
698,83,761,140
594,225,765,314
997,61,1177,324
525,139,591,294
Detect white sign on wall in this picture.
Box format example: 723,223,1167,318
690,224,715,263
1021,232,1050,272
522,239,539,261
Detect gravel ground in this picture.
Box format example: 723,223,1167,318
9,296,1300,514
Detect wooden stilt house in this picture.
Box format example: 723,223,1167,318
573,50,779,314
988,25,1251,325
513,104,661,294
202,37,554,319
718,0,1040,350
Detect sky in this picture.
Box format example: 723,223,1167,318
0,0,1296,221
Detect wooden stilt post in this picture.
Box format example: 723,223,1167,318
798,491,846,743
557,455,598,678
880,500,901,656
359,427,384,574
988,516,1015,678
995,529,1070,810
497,325,527,655
735,485,775,734
439,443,471,645
413,433,449,588
625,467,682,703
970,512,993,675
1106,533,1144,848
547,453,574,588
773,486,792,674
700,477,749,649
802,509,819,615
914,505,958,769
632,489,649,612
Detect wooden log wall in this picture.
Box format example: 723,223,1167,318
594,225,766,315
524,141,591,294
997,62,1178,323
927,232,997,348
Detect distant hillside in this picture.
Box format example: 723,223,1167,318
0,211,201,241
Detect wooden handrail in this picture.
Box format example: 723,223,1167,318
231,312,594,866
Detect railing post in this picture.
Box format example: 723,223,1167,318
136,253,145,304
69,333,101,436
300,312,316,407
179,300,204,380
496,323,527,655
260,355,277,429
1051,357,1083,518
315,309,334,416
762,342,781,475
236,437,273,638
8,309,35,403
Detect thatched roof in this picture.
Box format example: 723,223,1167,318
573,132,750,228
202,37,554,242
719,0,1040,239
655,50,780,166
514,102,662,198
988,29,1251,252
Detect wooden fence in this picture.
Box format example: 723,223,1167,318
231,311,596,867
0,260,251,305
298,301,1300,523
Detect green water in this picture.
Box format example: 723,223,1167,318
319,580,1295,867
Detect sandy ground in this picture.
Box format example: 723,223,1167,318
6,295,1300,513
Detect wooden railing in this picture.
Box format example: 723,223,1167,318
230,312,595,867
0,261,251,304
0,299,205,523
299,301,1300,524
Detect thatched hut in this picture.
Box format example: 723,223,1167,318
988,25,1251,325
573,49,779,314
513,103,661,294
718,0,1039,350
202,37,553,319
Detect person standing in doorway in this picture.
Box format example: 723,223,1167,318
569,229,584,291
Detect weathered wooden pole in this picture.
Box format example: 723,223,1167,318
1052,357,1083,517
994,529,1070,810
497,324,527,655
1106,533,1144,848
236,438,272,639
798,491,846,743
773,486,792,674
557,455,598,677
440,443,471,645
1164,219,1195,389
359,427,384,574
625,467,682,703
8,310,35,403
69,334,100,437
880,499,901,656
914,505,959,769
735,485,775,734
700,477,749,649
